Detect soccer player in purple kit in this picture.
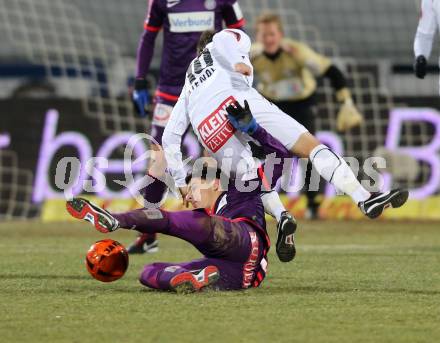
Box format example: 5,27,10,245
66,102,291,292
129,0,246,254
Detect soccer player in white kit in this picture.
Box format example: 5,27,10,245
163,29,409,262
414,0,439,82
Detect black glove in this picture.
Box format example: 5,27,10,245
414,55,427,79
248,141,267,160
225,100,259,134
132,78,150,117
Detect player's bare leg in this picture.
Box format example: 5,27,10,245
290,132,408,218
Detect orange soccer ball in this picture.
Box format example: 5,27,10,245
85,239,129,282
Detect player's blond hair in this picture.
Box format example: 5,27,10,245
255,12,284,34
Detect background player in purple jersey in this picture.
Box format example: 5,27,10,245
66,103,292,292
129,0,246,254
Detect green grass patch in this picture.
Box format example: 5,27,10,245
0,220,439,342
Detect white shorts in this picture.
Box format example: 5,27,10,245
234,88,309,150
191,88,309,181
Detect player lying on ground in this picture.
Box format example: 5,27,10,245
66,115,295,292
162,29,409,264
129,0,246,254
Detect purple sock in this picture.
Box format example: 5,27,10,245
113,209,213,247
150,124,165,145
139,263,187,290
113,208,170,233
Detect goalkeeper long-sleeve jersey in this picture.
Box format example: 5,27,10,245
251,39,332,102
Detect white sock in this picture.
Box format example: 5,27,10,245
310,144,371,204
261,191,287,222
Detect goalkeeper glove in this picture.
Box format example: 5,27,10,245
225,100,259,134
132,78,150,117
414,55,427,79
336,98,364,132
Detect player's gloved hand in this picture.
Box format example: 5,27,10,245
132,78,150,117
336,98,364,132
225,100,259,134
248,141,267,160
414,55,427,79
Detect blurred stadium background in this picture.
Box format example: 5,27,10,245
1,0,439,220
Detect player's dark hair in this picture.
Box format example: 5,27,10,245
185,162,231,191
185,163,223,184
197,30,215,55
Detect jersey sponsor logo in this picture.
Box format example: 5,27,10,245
167,0,181,8
197,96,237,153
168,11,215,33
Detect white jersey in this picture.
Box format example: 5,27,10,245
414,0,439,60
163,29,308,187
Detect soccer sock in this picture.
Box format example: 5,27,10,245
114,210,213,246
139,263,187,290
113,209,170,233
261,191,288,222
309,144,371,204
304,160,320,208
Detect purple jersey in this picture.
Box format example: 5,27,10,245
207,125,291,248
136,0,245,100
113,126,290,290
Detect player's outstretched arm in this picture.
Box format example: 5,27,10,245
321,66,363,132
162,92,191,204
133,0,165,116
287,40,363,132
133,30,159,116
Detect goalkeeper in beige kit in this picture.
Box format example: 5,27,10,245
251,12,363,218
